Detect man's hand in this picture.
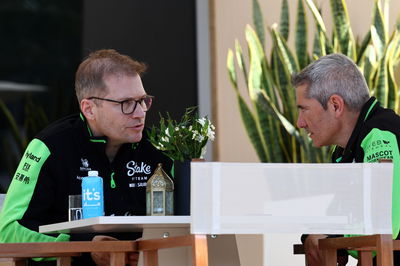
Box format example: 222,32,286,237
91,235,139,266
303,234,328,266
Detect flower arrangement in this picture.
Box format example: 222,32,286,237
147,107,215,162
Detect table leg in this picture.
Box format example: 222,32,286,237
143,250,158,266
192,235,208,266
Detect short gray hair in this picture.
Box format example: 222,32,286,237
292,53,370,111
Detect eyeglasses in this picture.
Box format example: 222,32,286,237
87,95,154,114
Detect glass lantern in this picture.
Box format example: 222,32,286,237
146,163,174,216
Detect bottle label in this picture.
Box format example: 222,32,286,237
82,176,104,218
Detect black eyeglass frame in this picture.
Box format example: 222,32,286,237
87,95,154,114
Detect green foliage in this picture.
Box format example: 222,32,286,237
147,107,216,163
227,0,400,163
0,95,49,193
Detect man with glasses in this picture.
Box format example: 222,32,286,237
0,49,172,266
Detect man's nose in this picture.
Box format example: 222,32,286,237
131,104,146,118
296,115,306,128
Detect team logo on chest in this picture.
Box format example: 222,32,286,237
80,158,91,170
126,161,151,176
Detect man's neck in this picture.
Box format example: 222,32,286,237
105,142,122,162
337,110,360,149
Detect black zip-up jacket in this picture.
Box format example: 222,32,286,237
302,97,400,257
0,113,172,244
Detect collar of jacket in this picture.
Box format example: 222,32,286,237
79,112,108,144
333,97,379,163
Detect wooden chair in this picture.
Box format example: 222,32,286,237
0,234,209,266
318,234,399,266
294,235,400,266
137,234,208,266
0,240,137,266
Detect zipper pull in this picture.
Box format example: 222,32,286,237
110,172,116,188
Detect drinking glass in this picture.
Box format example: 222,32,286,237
68,195,82,221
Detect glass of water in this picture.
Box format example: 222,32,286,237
68,195,82,221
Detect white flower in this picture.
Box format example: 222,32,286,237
165,128,170,137
161,136,169,142
189,125,193,131
207,127,215,141
191,130,199,140
175,127,179,131
195,134,204,143
156,142,165,150
197,117,206,127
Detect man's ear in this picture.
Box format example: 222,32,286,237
80,99,96,121
329,94,345,117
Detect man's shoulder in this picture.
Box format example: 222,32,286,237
35,114,80,145
364,106,400,134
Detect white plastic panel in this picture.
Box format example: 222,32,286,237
191,163,392,235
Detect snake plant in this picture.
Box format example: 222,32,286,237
227,0,400,163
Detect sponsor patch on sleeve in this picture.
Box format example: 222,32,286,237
361,128,398,163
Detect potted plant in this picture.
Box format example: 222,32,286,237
147,106,215,215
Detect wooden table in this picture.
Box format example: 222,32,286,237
39,216,233,266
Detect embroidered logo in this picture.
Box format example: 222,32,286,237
126,161,151,176
81,158,89,168
80,158,91,171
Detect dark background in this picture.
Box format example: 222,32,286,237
0,0,198,192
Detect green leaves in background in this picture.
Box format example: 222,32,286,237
227,0,400,163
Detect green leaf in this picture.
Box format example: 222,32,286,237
246,25,275,100
227,49,238,90
374,55,388,107
387,58,398,111
371,25,385,60
304,0,327,32
295,0,308,69
386,32,400,110
257,90,303,145
246,25,265,99
371,0,387,58
235,40,248,85
270,25,299,74
245,24,270,159
0,99,26,153
383,0,390,38
312,25,322,57
362,44,379,90
279,0,290,41
237,94,268,162
252,0,265,47
304,0,333,53
330,0,356,60
392,30,400,65
356,31,371,64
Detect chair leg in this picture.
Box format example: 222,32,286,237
192,235,208,266
143,250,158,266
57,257,72,266
358,251,373,266
321,247,337,266
376,234,393,266
110,252,125,266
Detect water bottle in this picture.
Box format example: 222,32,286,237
82,170,104,218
